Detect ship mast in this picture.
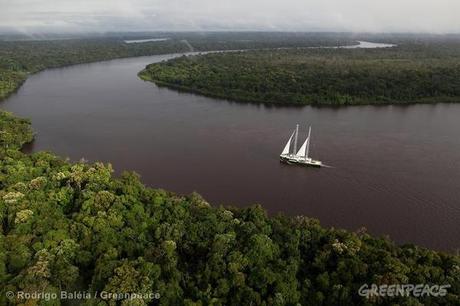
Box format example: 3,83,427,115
306,126,311,159
293,124,299,156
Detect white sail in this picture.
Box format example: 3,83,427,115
281,130,296,155
296,126,312,158
296,137,309,157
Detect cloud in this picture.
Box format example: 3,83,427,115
0,0,459,33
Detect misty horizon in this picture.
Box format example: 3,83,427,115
1,0,459,34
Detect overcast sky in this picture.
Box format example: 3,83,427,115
1,0,459,33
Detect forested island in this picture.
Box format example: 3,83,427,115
0,110,459,305
140,37,460,105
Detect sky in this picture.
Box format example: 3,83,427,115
0,0,459,34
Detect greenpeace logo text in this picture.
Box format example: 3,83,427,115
358,284,450,298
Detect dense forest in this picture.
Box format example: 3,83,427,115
0,32,356,101
140,38,460,105
0,113,459,305
0,111,33,149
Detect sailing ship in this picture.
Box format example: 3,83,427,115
280,124,322,167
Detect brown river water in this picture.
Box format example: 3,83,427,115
1,53,459,252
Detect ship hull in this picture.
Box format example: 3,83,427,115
279,155,322,167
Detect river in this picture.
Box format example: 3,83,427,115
1,52,459,252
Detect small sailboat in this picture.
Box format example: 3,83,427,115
280,124,322,167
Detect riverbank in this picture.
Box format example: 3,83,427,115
140,41,460,106
0,38,191,101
